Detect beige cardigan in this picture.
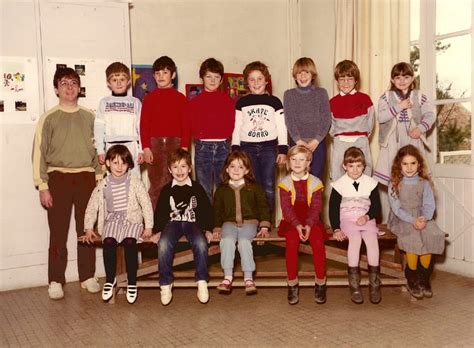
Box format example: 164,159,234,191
84,173,153,235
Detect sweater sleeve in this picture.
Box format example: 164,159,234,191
213,186,225,228
179,96,191,149
367,104,375,137
279,186,301,227
421,180,436,220
274,97,288,149
231,108,243,146
140,94,152,150
418,93,436,133
315,88,331,142
378,92,402,124
255,185,271,228
283,90,301,142
329,188,342,230
135,99,143,153
388,183,415,224
84,186,101,230
367,186,381,220
196,182,213,231
305,188,322,227
153,185,171,233
135,178,154,229
94,99,106,155
32,112,51,190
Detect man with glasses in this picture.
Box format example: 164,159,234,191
33,67,103,300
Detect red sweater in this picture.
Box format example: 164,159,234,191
140,88,190,149
189,90,235,140
280,179,322,227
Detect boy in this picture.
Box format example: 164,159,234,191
231,61,288,212
32,67,103,300
189,57,235,201
329,60,374,180
152,149,213,305
140,56,190,208
95,62,143,176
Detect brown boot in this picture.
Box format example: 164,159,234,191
287,284,299,305
368,265,382,304
348,267,363,304
405,267,423,299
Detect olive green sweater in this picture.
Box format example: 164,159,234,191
213,183,271,229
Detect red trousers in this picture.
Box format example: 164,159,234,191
285,223,327,281
47,171,96,284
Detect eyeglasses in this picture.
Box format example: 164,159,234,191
58,80,79,88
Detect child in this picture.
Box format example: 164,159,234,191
329,60,374,180
140,56,190,208
212,151,271,295
152,149,213,305
231,61,288,212
374,62,435,185
278,145,328,305
83,145,153,304
95,62,143,176
329,147,382,304
388,144,445,299
189,58,235,201
283,57,331,181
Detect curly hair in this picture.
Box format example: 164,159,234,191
390,144,431,198
220,150,256,185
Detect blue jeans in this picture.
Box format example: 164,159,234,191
194,140,229,201
157,221,209,285
240,141,277,211
220,222,258,276
290,137,327,181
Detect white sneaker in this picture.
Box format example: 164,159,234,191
48,281,64,300
197,280,209,304
81,277,101,293
160,284,173,305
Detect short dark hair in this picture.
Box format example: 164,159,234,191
343,146,366,167
105,145,134,170
334,60,360,85
199,58,224,78
167,148,192,168
53,67,80,88
106,62,130,80
243,61,271,85
152,56,177,74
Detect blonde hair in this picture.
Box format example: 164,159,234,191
292,57,317,86
286,145,312,171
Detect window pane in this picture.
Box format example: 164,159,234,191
410,0,420,41
435,35,471,99
437,102,472,164
436,0,471,35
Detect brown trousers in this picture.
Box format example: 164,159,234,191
147,136,181,209
47,171,96,284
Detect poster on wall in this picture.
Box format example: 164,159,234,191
185,84,204,100
0,56,40,124
131,65,156,102
44,57,111,112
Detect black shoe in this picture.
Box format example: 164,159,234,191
348,267,363,304
368,265,382,304
418,259,434,298
287,284,299,305
314,283,327,304
405,267,423,299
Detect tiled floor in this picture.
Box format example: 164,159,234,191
1,259,473,347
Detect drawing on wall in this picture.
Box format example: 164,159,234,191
185,84,204,100
79,87,86,98
75,64,85,76
132,65,156,102
223,73,248,101
0,100,4,112
3,62,26,93
15,101,27,111
56,63,67,70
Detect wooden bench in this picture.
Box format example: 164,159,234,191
88,224,408,303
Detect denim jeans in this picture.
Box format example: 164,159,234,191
220,222,258,276
157,221,209,285
290,137,327,181
240,141,277,211
194,140,229,201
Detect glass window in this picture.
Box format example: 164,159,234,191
435,35,471,100
410,0,420,41
436,0,471,35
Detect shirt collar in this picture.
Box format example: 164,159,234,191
339,89,357,96
171,177,192,187
229,179,245,187
291,172,309,181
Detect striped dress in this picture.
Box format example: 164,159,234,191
102,174,143,242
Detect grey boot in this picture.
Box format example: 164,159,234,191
405,266,423,299
368,265,382,304
417,259,434,298
348,267,363,304
287,284,299,305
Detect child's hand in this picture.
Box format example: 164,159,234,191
333,229,346,242
307,139,319,152
409,127,421,139
414,216,427,230
256,227,270,238
149,232,161,244
141,228,152,241
296,224,309,242
137,153,144,165
39,190,53,209
143,148,153,164
79,229,99,244
276,154,287,165
205,231,213,243
356,215,369,226
212,227,222,240
98,154,106,165
399,98,412,110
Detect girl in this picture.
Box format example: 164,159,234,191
278,145,328,305
388,145,445,299
330,147,383,304
283,57,331,181
83,145,153,304
231,61,288,212
374,62,436,185
213,150,271,295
